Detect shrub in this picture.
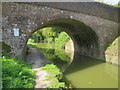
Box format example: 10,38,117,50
31,27,61,43
2,55,35,88
55,32,70,49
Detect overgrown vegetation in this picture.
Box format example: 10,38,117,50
31,27,70,49
31,27,61,43
28,27,71,68
55,32,70,49
1,42,11,56
26,27,71,88
27,40,70,69
41,64,67,88
2,55,35,88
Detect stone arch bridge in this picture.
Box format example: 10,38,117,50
1,2,119,62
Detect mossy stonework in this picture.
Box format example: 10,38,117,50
105,36,119,65
1,42,11,55
2,2,119,63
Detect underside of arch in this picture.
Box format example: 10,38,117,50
26,19,100,59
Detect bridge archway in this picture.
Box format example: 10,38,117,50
21,18,100,61
2,3,118,62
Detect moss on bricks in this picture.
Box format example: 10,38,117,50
0,42,11,55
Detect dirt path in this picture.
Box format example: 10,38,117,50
26,46,51,88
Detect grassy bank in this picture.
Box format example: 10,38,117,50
27,40,68,89
41,64,67,88
2,55,35,88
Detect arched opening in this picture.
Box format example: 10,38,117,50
22,18,100,73
23,18,100,61
26,27,74,71
2,3,119,88
22,18,103,88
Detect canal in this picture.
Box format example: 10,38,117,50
64,53,118,88
31,43,118,88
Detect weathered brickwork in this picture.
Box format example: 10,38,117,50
2,2,119,63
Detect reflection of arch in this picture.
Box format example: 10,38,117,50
22,18,100,60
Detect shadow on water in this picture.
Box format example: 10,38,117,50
32,43,104,74
63,52,118,88
64,52,103,75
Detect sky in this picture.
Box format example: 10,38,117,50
99,0,119,5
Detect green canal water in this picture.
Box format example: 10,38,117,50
35,43,118,88
64,53,118,88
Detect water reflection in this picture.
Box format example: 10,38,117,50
35,43,118,88
36,43,72,72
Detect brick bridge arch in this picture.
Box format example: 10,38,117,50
2,2,119,61
24,18,100,60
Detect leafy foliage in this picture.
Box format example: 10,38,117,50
26,27,71,89
27,40,70,69
55,32,70,49
31,27,61,43
2,55,35,88
41,64,67,88
41,64,61,76
31,27,70,49
55,49,70,63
